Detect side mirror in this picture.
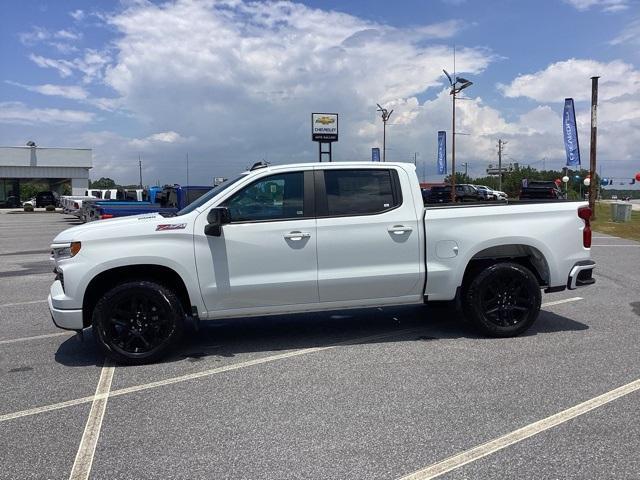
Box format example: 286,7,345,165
204,207,231,236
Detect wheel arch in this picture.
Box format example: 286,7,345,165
82,264,192,328
461,243,551,290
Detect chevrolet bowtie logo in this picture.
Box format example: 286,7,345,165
315,116,335,125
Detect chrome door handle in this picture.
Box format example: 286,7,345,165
387,225,413,235
284,231,311,241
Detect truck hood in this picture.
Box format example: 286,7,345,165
52,213,183,243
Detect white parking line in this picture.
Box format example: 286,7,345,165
398,378,640,480
0,331,73,345
541,297,582,308
69,360,115,480
0,328,420,424
591,245,640,247
0,299,48,308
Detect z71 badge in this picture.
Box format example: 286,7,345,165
156,223,187,231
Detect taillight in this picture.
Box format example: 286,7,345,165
100,214,114,220
578,206,592,248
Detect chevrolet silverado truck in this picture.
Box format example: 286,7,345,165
49,162,596,364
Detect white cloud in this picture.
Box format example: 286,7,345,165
28,50,110,83
6,81,88,100
498,58,640,102
415,20,468,39
70,9,85,21
29,54,75,77
55,29,81,40
18,26,81,45
610,18,640,45
129,131,189,148
92,0,494,181
0,102,94,125
564,0,630,12
10,1,639,184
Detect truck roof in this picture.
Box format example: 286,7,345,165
247,162,417,174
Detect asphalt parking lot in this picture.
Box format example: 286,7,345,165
1,211,639,479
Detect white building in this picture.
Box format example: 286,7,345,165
0,146,92,207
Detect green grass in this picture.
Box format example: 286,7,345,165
591,202,640,242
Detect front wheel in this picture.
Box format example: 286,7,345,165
462,262,541,337
92,280,184,364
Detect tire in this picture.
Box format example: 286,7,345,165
462,262,541,337
92,280,184,364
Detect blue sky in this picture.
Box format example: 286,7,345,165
1,0,639,185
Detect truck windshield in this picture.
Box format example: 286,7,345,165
175,174,248,216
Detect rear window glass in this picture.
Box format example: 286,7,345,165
324,169,400,216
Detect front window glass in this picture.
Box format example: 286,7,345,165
225,172,304,222
176,174,247,216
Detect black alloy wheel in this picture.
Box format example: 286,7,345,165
462,262,541,337
93,280,184,364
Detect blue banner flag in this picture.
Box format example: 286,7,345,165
563,98,581,167
437,131,447,174
372,147,380,162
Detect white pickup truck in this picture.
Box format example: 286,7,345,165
49,162,595,364
60,189,117,218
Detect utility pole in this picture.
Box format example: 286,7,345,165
138,154,143,188
377,104,393,162
461,162,469,177
589,76,599,219
413,152,418,166
186,153,189,186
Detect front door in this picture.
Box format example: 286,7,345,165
194,170,318,314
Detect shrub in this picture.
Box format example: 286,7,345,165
45,204,56,212
23,204,34,212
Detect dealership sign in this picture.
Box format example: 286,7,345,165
312,113,338,142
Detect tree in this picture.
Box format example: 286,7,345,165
90,177,117,189
444,172,472,185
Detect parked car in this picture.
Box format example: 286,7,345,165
427,184,480,203
35,191,56,208
474,185,496,200
494,190,508,201
48,162,596,364
519,181,563,200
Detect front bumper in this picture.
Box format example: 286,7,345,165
48,280,83,330
567,260,596,290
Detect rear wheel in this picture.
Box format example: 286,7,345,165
462,262,541,337
92,280,184,364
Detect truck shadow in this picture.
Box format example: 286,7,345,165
54,305,589,367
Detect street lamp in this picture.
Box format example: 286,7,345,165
376,104,393,162
443,69,473,202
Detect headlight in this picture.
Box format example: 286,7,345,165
51,241,81,260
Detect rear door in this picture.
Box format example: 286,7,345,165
315,167,422,303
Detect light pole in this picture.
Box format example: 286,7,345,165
376,104,393,162
443,70,473,202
